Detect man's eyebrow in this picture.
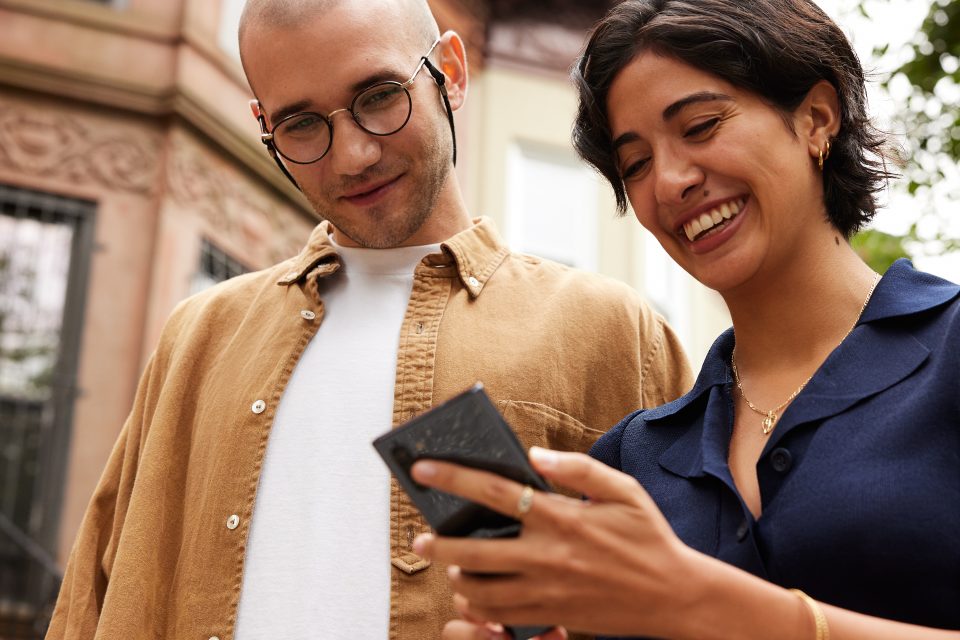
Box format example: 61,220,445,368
348,70,406,94
662,91,734,121
271,100,313,124
268,70,408,123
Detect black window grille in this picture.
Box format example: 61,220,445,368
190,239,249,295
0,184,95,638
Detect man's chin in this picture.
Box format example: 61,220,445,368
330,216,428,250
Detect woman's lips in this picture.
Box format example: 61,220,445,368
681,197,749,255
681,197,746,242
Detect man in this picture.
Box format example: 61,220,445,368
47,0,692,638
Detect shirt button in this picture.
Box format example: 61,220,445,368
209,636,220,640
251,399,266,414
770,447,793,473
226,514,240,530
467,276,480,288
736,519,750,542
300,309,316,321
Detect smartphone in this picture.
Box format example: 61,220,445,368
373,382,554,639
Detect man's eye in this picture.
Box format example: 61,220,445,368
684,117,720,139
358,86,405,111
284,115,325,135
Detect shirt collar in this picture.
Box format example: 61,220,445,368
860,258,960,322
644,258,960,426
275,217,510,297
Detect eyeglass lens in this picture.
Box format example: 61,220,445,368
273,82,413,164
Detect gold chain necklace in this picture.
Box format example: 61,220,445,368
731,274,881,435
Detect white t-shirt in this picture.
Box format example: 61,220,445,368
234,238,440,640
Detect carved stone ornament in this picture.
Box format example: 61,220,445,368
165,129,313,265
0,98,161,195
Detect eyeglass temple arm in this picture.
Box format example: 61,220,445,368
422,58,457,167
257,114,303,192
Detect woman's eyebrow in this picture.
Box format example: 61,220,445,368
612,91,734,150
662,91,734,121
613,131,640,150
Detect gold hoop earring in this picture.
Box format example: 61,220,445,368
818,140,831,172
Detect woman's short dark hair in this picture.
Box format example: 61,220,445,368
572,0,895,237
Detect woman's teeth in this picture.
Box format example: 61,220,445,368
683,198,745,242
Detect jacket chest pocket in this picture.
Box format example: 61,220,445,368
497,400,605,498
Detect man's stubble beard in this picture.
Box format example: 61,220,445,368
304,126,451,249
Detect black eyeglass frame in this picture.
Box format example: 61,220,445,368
255,40,458,190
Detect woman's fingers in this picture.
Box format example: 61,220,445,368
529,447,646,505
412,460,542,521
448,565,548,608
410,448,646,516
441,619,510,640
447,595,569,640
414,534,535,575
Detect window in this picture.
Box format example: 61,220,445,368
218,0,247,60
190,239,249,295
505,142,600,270
0,184,95,633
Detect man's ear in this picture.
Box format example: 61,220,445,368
437,30,468,110
249,99,263,120
800,80,841,161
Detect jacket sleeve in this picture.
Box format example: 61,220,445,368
45,351,160,639
638,307,694,409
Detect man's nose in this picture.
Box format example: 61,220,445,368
328,112,382,176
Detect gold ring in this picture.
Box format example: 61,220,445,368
515,485,535,519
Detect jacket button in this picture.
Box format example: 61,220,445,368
771,448,793,473
251,399,266,414
736,520,750,542
226,514,240,530
467,276,480,288
300,309,316,321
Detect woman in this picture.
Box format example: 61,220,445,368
409,0,960,638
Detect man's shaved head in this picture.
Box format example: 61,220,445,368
237,0,468,248
238,0,440,73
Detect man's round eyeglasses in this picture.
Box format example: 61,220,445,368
256,38,456,188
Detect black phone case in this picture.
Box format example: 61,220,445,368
373,383,553,639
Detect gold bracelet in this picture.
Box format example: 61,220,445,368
790,589,830,640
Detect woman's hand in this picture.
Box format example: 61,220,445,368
441,594,568,640
411,447,701,637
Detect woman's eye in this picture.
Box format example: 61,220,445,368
621,158,650,180
684,117,721,139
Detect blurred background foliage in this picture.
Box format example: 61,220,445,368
853,0,959,273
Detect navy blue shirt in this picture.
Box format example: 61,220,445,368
591,260,960,633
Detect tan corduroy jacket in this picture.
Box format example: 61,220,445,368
48,217,692,640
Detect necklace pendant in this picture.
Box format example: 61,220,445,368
762,412,777,434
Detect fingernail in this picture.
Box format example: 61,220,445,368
412,460,437,479
412,533,432,554
530,446,559,469
447,564,461,580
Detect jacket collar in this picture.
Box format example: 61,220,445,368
275,217,510,298
655,259,960,480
